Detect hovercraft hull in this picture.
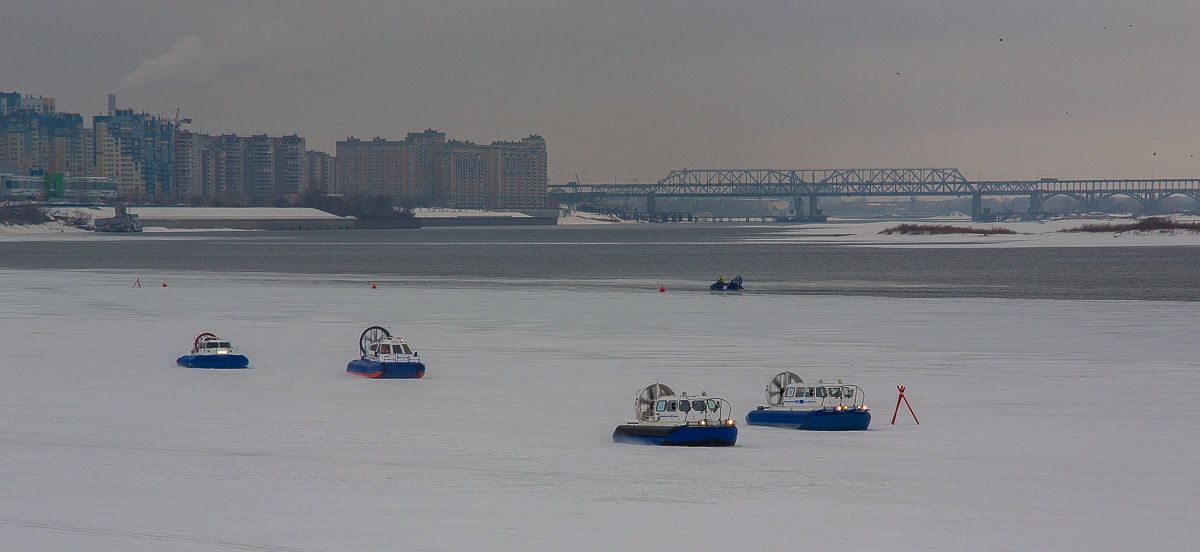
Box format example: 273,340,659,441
612,424,737,446
346,359,425,379
176,354,249,369
745,408,871,431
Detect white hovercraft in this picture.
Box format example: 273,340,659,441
745,371,871,430
612,383,738,446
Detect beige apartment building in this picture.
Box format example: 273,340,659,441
337,130,547,208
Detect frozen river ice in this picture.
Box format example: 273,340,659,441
2,268,1198,551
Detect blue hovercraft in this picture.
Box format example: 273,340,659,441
745,371,871,430
346,326,425,379
710,275,743,291
176,332,249,369
612,383,738,446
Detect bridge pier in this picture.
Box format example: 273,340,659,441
1028,192,1044,218
646,193,656,216
970,194,985,221
1141,192,1163,215
787,195,825,221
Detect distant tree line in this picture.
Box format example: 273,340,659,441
293,190,414,220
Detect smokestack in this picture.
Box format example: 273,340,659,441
107,93,116,115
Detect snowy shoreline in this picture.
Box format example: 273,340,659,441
5,207,1200,248
761,215,1200,248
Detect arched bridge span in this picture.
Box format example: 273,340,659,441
548,169,1200,220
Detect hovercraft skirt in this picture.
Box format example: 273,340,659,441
745,409,871,431
612,424,737,446
346,359,425,379
176,354,249,369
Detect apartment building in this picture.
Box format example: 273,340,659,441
0,92,90,178
335,136,407,199
303,150,336,194
93,108,174,201
339,130,548,208
175,131,307,204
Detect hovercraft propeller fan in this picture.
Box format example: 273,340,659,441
359,326,391,357
192,332,217,354
636,383,674,421
767,371,803,405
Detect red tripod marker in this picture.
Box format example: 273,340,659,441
132,277,141,288
891,385,920,425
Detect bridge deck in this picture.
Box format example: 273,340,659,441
550,169,1200,198
548,169,1200,217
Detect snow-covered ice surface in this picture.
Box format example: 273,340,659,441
558,211,626,224
124,207,345,220
412,207,531,218
7,210,1200,247
761,216,1200,248
2,270,1198,551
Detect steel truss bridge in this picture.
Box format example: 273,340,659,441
548,168,1200,220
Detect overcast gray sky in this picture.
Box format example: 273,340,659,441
3,1,1199,183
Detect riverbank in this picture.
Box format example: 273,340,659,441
5,208,1200,250
0,206,568,233
769,215,1200,248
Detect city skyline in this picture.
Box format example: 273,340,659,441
2,90,549,207
4,2,1200,184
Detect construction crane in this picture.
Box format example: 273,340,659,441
155,108,192,130
172,107,192,129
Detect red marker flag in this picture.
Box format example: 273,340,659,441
891,385,920,425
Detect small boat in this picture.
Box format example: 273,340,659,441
612,383,737,446
745,371,870,430
710,275,743,291
346,326,425,379
176,332,249,369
